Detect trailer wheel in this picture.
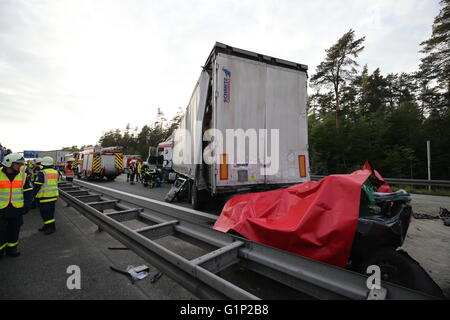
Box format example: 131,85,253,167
191,183,202,210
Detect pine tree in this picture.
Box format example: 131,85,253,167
311,29,365,128
418,0,450,112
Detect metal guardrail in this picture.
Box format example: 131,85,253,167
57,180,435,300
311,175,450,188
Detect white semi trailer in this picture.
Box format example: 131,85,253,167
168,42,310,209
38,150,71,169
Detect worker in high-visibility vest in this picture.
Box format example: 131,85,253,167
33,156,59,235
0,153,33,258
64,158,75,182
137,161,142,183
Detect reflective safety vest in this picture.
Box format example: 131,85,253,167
137,162,142,174
36,168,59,202
0,168,26,209
65,166,75,178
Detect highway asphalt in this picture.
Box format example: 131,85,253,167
0,177,196,300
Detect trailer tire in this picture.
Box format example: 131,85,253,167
191,183,202,210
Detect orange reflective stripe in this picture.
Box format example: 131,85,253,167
46,173,58,180
220,154,229,180
298,155,307,178
11,180,22,188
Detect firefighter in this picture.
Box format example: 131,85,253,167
26,160,34,176
137,161,142,183
129,160,137,185
0,153,33,258
30,158,42,209
141,162,150,187
64,157,75,182
33,156,59,235
31,158,43,183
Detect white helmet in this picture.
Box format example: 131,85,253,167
2,153,25,168
66,157,75,162
41,156,54,166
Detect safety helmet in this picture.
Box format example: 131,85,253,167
2,153,26,168
34,158,42,164
66,157,75,162
41,156,54,166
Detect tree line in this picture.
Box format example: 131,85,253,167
97,107,182,158
308,0,449,179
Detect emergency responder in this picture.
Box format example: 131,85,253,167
137,160,142,183
64,158,75,182
30,158,42,209
33,156,59,235
25,160,33,175
31,158,42,183
129,160,137,185
0,153,33,258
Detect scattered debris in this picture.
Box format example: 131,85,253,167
150,271,163,284
413,212,440,220
439,207,450,218
110,266,136,284
443,218,450,227
439,208,450,227
126,265,150,281
109,264,150,284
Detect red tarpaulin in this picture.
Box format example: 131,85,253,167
213,164,390,268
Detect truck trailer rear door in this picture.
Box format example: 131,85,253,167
264,65,309,183
213,53,267,188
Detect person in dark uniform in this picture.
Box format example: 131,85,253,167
129,160,137,185
0,153,33,258
33,156,59,235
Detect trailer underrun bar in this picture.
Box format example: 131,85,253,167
58,181,434,300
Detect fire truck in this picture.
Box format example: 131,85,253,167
78,146,124,181
122,155,142,169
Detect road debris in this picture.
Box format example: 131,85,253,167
439,208,450,227
150,271,163,284
109,265,150,284
413,212,440,219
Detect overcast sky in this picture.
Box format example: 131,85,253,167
0,0,441,153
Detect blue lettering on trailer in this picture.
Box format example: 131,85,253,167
223,68,231,103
